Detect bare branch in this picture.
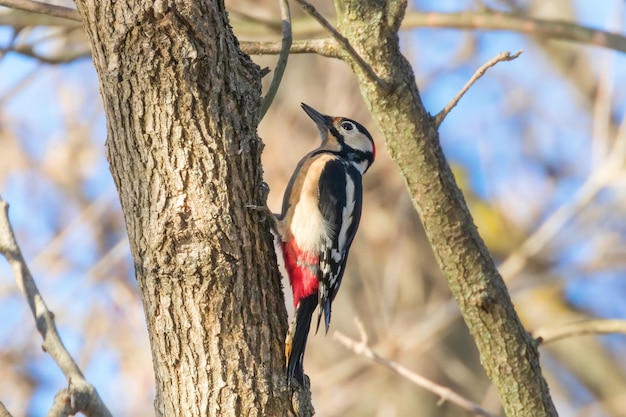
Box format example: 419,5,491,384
1,43,91,64
0,28,19,64
334,319,500,417
0,8,82,28
5,3,623,56
403,11,626,54
533,319,626,345
435,50,522,128
499,140,625,283
240,38,339,58
0,402,14,417
234,11,626,56
46,379,113,417
259,0,292,120
0,0,80,22
0,198,112,417
294,0,388,89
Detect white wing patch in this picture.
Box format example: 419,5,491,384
337,171,356,252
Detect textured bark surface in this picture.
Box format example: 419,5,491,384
73,0,311,415
336,1,558,416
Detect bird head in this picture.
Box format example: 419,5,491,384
301,103,376,174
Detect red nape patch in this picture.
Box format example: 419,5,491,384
282,239,319,308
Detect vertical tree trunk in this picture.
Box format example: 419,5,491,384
73,0,304,415
336,1,557,416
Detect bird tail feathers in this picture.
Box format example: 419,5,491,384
286,294,317,386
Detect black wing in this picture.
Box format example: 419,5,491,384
316,159,363,333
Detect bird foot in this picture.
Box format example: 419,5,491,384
246,182,278,233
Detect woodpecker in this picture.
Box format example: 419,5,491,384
274,103,375,386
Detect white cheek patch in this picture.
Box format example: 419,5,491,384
343,131,373,154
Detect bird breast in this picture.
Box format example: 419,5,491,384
288,154,336,254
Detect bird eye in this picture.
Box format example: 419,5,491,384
341,121,355,131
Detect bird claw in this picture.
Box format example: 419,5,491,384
258,181,270,205
246,203,274,220
246,182,278,232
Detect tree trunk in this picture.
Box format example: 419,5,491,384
73,0,307,415
336,1,558,416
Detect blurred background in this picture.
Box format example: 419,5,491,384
1,0,626,416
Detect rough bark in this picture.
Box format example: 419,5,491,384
73,0,310,415
336,1,558,416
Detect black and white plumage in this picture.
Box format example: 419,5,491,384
274,103,375,386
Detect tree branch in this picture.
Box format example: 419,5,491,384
233,10,626,56
435,50,523,128
337,1,557,415
293,0,388,88
334,319,499,417
0,27,18,64
403,10,626,54
0,8,81,28
0,198,112,417
240,38,339,58
0,402,14,417
499,121,626,283
259,0,292,120
533,319,626,345
2,3,625,56
0,0,80,22
1,43,91,64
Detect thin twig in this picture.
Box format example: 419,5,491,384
32,192,114,268
229,7,282,33
1,43,91,64
499,162,604,282
402,11,626,54
0,8,81,28
533,319,626,345
294,0,388,89
3,3,626,56
590,31,616,169
232,11,626,55
0,402,14,417
334,318,500,417
499,109,626,283
0,0,80,22
0,27,19,64
434,50,522,128
258,0,292,120
0,198,112,417
240,38,339,58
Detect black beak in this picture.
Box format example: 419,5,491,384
301,103,332,137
